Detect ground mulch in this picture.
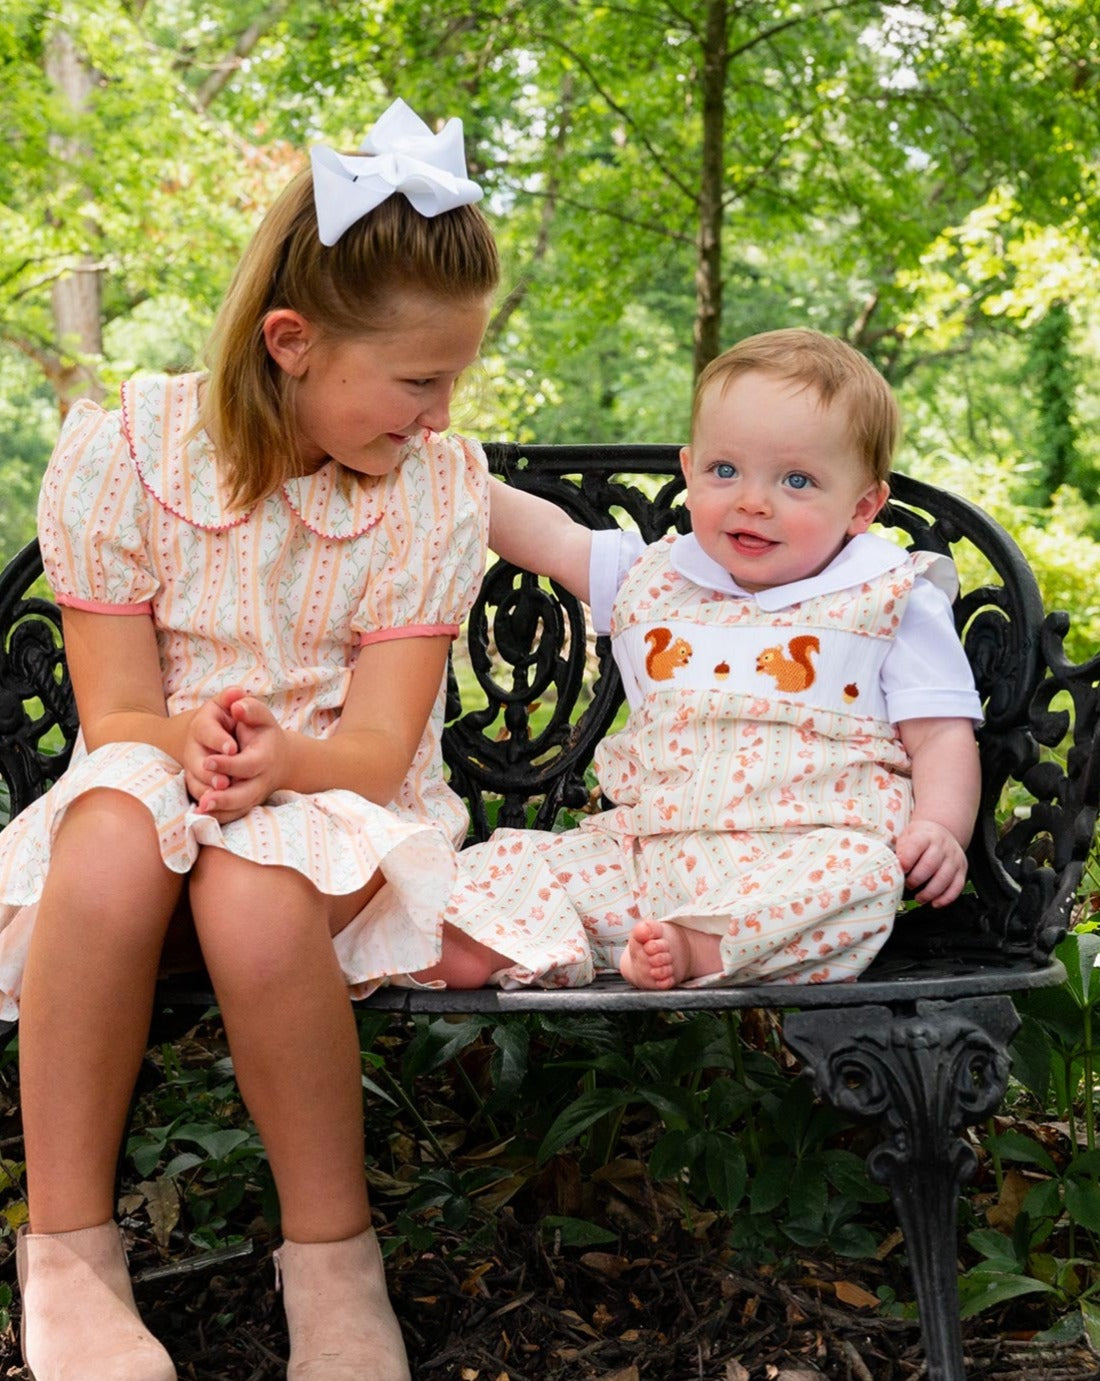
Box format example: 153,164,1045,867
1,1016,1098,1379
1,1209,1098,1379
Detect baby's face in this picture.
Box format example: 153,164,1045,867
679,371,888,592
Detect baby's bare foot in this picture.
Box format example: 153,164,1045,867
620,920,692,990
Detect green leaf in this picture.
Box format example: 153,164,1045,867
749,1156,793,1215
1009,1014,1055,1104
130,1143,163,1177
539,1215,619,1247
788,1159,829,1224
958,1271,1058,1318
1056,931,1100,1007
536,1089,634,1166
782,1218,826,1248
637,1083,706,1129
1064,1148,1100,1179
491,1021,530,1103
1063,1178,1100,1233
703,1131,747,1214
986,1129,1059,1174
176,1128,253,1162
1017,984,1090,1047
1023,1176,1063,1221
966,1228,1022,1270
827,1222,880,1259
648,1128,694,1183
1034,1309,1085,1345
1082,1298,1100,1353
161,1151,205,1178
819,1148,887,1202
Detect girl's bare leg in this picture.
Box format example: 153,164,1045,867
189,855,411,1376
187,852,376,1243
19,790,183,1231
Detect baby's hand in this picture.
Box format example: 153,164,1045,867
183,688,246,802
195,695,286,823
895,819,968,907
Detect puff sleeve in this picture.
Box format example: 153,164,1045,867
37,399,157,614
354,434,489,645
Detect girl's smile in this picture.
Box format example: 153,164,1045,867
268,291,493,478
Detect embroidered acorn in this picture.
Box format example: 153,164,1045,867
843,682,859,702
714,661,730,681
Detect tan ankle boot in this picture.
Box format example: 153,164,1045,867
16,1220,176,1380
274,1226,411,1380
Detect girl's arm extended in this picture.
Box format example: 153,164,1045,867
489,477,593,604
895,716,981,907
196,634,451,821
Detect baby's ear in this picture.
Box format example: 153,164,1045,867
262,310,316,376
849,480,890,534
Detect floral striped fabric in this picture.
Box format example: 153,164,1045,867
0,373,488,1020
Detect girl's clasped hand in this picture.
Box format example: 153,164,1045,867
188,688,284,822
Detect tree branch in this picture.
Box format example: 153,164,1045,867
195,0,295,109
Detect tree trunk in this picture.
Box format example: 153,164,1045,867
46,24,104,413
693,0,729,380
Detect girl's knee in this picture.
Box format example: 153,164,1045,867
190,850,309,921
56,788,158,852
50,790,176,899
189,854,328,981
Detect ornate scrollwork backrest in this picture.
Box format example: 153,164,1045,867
0,540,77,825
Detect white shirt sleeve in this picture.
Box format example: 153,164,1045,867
883,578,984,726
588,528,646,636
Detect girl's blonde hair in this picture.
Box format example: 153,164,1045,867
201,169,499,508
692,328,900,483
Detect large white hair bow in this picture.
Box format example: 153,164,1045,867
310,98,484,246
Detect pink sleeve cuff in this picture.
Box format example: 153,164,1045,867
359,622,459,647
56,593,153,616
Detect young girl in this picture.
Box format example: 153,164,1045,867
0,98,499,1380
445,329,983,991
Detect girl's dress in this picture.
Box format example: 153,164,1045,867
446,528,982,988
0,372,493,1021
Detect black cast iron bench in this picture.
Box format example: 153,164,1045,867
2,442,1099,1381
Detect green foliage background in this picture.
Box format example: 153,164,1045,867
2,0,1100,642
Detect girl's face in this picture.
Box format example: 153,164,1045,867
272,291,493,477
679,370,889,592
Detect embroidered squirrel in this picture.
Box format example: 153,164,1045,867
644,627,693,681
755,634,820,692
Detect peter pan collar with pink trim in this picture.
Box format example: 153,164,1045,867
669,530,959,609
120,372,410,541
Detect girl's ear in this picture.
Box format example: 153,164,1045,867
262,310,316,377
848,480,890,535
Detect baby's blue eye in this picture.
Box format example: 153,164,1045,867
785,472,812,490
714,462,736,479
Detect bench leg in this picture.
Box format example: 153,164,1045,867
783,996,1020,1381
